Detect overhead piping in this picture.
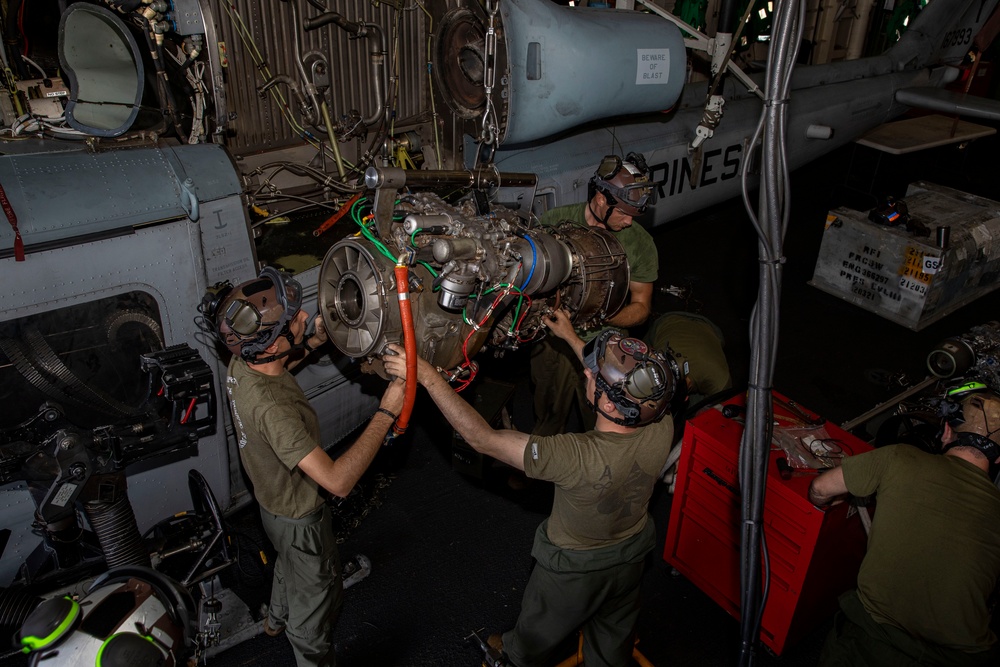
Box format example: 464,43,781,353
304,11,389,129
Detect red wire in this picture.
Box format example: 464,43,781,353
514,293,533,332
455,282,531,391
18,2,28,57
181,398,197,424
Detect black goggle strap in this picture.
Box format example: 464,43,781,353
589,375,636,427
260,266,303,314
943,432,1000,461
246,323,301,365
592,177,654,211
582,332,611,374
624,151,649,174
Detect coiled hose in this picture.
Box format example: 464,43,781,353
0,587,41,645
84,494,151,569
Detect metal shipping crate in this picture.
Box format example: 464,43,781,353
809,181,1000,330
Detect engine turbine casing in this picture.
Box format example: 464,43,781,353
523,223,630,332
318,238,485,376
317,192,629,378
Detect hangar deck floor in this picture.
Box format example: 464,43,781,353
197,118,1000,667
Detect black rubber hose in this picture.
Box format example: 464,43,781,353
717,0,739,34
84,494,151,569
304,11,360,34
135,14,189,144
153,39,189,144
3,0,29,80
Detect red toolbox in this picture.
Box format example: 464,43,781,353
663,393,872,655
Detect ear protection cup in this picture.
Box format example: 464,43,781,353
17,596,81,654
96,632,165,667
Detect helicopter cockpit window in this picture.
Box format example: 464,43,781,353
0,292,165,431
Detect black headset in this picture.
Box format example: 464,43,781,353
940,382,1000,461
18,566,195,665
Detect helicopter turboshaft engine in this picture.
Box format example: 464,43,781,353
317,191,628,377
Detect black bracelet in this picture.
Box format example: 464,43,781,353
376,407,397,421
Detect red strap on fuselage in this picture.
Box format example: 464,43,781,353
0,180,25,261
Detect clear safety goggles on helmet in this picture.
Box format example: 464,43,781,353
266,265,303,317
223,267,302,341
945,382,1000,433
593,153,656,214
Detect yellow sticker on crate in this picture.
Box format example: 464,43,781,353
900,247,934,281
898,246,934,295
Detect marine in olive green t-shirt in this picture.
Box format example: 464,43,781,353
226,356,325,519
523,416,674,550
841,444,1000,652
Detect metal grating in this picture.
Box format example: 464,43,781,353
206,0,429,155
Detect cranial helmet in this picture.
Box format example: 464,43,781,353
581,330,677,426
589,152,656,217
199,267,302,362
942,382,1000,461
